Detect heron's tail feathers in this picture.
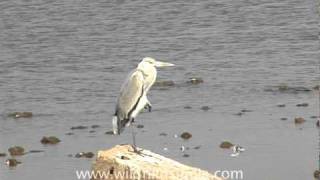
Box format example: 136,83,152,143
112,116,120,135
112,116,131,135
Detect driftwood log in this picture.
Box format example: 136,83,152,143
92,144,222,180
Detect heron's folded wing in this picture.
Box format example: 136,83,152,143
117,70,144,119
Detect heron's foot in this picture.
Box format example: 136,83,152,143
129,144,143,155
144,104,152,112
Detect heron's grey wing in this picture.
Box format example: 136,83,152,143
116,70,144,120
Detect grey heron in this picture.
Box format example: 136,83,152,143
112,57,174,151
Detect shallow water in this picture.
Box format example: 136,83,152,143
0,0,319,179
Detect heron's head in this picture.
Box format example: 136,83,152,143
140,57,175,68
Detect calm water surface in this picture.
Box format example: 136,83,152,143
0,0,318,179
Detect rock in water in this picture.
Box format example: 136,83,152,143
41,136,61,144
220,141,234,149
294,117,306,124
8,146,25,156
180,132,192,140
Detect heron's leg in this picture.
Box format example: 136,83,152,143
130,123,143,154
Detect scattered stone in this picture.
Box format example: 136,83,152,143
163,147,168,151
180,132,192,140
296,103,308,107
241,109,252,112
317,120,320,127
0,153,7,157
277,104,286,107
89,130,96,133
184,106,192,109
220,141,234,149
154,80,175,87
187,78,204,84
311,116,319,119
294,117,306,124
174,134,178,138
65,132,74,136
75,152,94,158
159,132,168,136
105,131,114,135
91,125,100,129
234,112,244,116
8,146,25,156
231,145,245,157
5,159,21,167
136,124,144,129
67,154,73,157
70,126,88,130
265,85,311,93
180,146,185,152
314,170,320,179
41,136,61,144
8,112,33,118
278,84,289,91
28,150,45,153
280,118,288,121
182,154,190,158
201,106,210,111
194,145,201,150
313,85,320,90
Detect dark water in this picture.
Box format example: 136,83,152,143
0,0,318,179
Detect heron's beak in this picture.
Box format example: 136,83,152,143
154,61,175,67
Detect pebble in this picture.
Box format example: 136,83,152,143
136,124,144,129
201,106,210,111
105,131,114,135
70,126,88,130
8,112,33,118
41,136,61,144
294,117,306,124
220,141,234,149
296,103,308,107
8,146,25,156
5,159,21,167
187,78,204,84
0,153,7,157
75,152,94,158
180,132,192,140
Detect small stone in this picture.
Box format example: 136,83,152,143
317,120,320,127
180,146,185,152
89,130,95,133
182,154,190,158
313,85,320,90
296,103,308,107
159,132,168,136
310,116,318,119
70,126,88,130
280,117,288,121
41,136,61,144
220,141,234,149
180,132,192,140
234,112,243,116
0,153,7,157
28,150,44,153
277,104,286,107
8,112,33,118
184,106,192,109
163,147,168,151
65,132,74,135
154,80,175,87
194,145,201,150
294,117,306,124
278,84,289,91
8,146,25,156
187,78,204,84
105,131,114,135
314,170,320,179
75,152,94,158
91,125,100,129
241,109,252,112
5,159,21,167
201,106,210,111
136,124,144,129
